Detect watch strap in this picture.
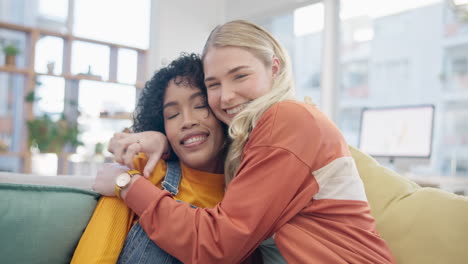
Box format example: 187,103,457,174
127,170,141,177
115,184,123,199
115,170,141,199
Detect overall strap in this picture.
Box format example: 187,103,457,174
161,161,182,196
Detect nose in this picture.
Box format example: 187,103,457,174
220,85,236,106
181,110,199,130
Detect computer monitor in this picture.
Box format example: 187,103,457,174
358,105,435,159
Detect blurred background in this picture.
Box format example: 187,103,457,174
0,0,467,194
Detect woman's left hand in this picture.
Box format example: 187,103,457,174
108,131,170,178
92,163,129,196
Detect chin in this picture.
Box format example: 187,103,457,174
181,153,209,170
214,112,231,125
221,116,232,125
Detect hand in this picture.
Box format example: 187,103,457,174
108,131,170,178
92,163,129,196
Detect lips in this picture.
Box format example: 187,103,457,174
224,103,249,117
180,132,209,147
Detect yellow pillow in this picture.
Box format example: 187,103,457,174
350,146,468,264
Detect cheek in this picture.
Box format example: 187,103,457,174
237,77,269,100
163,122,178,147
253,76,271,97
207,91,221,111
211,123,225,149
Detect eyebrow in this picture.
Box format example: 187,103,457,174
163,91,205,110
163,101,177,110
204,65,250,82
189,91,205,100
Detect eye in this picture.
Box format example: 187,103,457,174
166,113,179,120
194,104,208,109
207,82,220,89
235,74,247,80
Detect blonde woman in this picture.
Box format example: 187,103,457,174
102,20,396,263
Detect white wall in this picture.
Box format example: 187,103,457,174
147,0,226,78
146,0,326,78
226,0,320,21
146,0,328,78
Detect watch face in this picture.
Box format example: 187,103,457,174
116,173,131,187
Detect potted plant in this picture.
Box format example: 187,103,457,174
47,61,55,74
26,113,83,154
3,44,20,66
25,91,83,175
0,138,8,153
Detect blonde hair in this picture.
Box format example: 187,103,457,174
202,20,296,184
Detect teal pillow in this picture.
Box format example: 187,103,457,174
0,183,100,264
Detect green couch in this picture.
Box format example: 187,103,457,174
0,176,99,264
1,147,467,264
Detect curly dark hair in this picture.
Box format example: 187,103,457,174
132,53,207,134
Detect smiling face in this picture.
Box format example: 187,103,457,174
203,46,279,125
163,79,226,173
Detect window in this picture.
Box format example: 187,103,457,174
258,3,325,105
38,0,68,22
34,76,65,117
0,72,25,172
0,29,28,68
77,81,135,156
118,49,138,84
35,36,64,75
73,0,150,49
338,0,468,179
445,47,468,92
71,41,110,80
254,1,466,182
0,0,149,175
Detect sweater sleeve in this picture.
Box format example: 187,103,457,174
133,153,148,172
124,102,329,263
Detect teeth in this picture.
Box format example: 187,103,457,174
226,104,248,115
183,136,206,145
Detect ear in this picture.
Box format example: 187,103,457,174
271,56,281,79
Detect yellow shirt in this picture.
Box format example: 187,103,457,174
71,154,224,264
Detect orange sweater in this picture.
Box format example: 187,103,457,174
71,156,224,263
124,101,396,263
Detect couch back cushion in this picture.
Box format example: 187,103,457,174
350,146,468,264
0,183,99,264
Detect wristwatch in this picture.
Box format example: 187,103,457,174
115,170,140,199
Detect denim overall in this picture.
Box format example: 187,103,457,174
117,161,286,264
117,161,184,264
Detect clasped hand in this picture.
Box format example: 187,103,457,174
107,131,169,178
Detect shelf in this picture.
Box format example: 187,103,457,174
2,70,142,87
0,152,26,158
99,112,133,120
1,21,146,88
66,74,137,87
0,21,148,175
0,21,147,53
0,66,30,75
35,72,68,78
